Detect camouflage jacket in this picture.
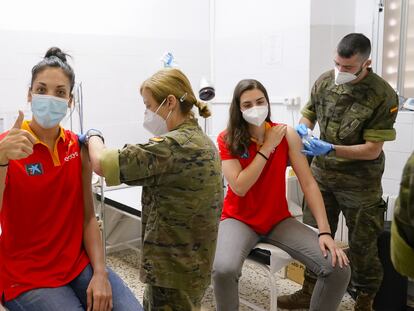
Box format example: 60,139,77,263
391,152,414,278
302,69,398,188
101,119,223,290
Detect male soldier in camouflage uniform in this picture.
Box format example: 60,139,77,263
278,33,398,311
391,152,414,279
85,67,224,311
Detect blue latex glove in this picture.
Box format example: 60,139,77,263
77,129,104,146
78,133,87,145
302,137,334,156
295,124,308,138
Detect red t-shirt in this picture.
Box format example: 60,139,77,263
0,121,89,301
217,122,291,234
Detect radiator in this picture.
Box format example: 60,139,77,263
383,193,399,221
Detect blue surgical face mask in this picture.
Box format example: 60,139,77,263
31,94,69,129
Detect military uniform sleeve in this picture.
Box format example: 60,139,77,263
363,91,398,142
100,138,174,187
391,152,414,278
100,149,121,186
301,82,318,123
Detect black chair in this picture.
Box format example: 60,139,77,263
373,222,408,311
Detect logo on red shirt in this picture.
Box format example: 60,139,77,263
25,163,44,176
64,152,79,162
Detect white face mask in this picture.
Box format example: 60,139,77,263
334,66,364,85
242,105,268,127
143,98,172,136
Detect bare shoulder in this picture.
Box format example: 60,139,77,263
80,144,89,160
80,144,92,173
286,125,300,145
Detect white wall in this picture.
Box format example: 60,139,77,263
309,0,381,84
383,111,414,195
213,0,311,102
0,0,380,145
354,0,377,38
354,0,414,197
0,0,407,196
210,0,311,138
0,0,210,148
0,0,208,39
309,0,356,86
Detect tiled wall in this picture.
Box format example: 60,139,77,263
383,111,414,196
0,0,210,148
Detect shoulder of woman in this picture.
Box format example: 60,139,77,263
139,133,196,158
285,125,300,145
143,136,175,151
163,128,191,146
216,130,230,148
165,123,208,146
217,130,227,140
65,130,82,149
66,129,78,139
269,121,289,127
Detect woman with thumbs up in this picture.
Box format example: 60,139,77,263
0,111,36,167
0,47,142,311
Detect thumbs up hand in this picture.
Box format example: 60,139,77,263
0,111,36,164
11,110,25,130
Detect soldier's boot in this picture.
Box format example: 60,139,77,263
277,274,315,309
354,292,374,311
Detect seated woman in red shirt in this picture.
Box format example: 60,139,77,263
0,47,141,311
212,79,351,311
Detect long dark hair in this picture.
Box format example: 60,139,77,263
31,47,75,92
225,79,271,156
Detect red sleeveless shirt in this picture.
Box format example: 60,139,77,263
217,122,291,234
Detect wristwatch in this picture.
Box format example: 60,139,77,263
85,129,105,144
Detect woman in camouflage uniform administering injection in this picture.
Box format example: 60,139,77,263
84,68,224,311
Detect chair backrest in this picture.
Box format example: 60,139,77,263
285,172,303,219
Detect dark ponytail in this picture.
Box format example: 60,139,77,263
31,47,75,92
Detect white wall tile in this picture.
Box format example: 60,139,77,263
0,0,209,40
383,150,411,180
354,0,376,36
214,0,311,106
311,0,356,25
0,31,209,148
382,177,401,197
309,0,357,101
210,103,230,138
384,121,413,152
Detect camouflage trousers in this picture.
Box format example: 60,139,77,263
143,284,206,311
303,183,386,295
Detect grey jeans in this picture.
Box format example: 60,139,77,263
212,217,351,311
